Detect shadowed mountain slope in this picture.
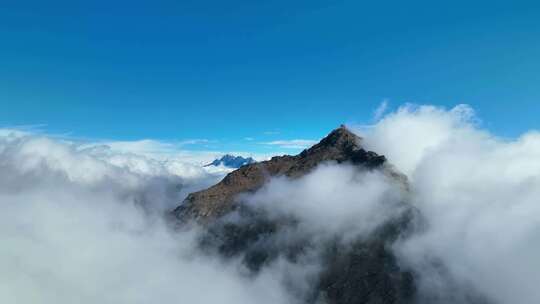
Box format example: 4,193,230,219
170,126,489,304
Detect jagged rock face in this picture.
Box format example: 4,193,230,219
197,206,417,304
173,126,389,221
172,125,420,304
314,211,417,304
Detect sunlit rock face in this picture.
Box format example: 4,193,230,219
173,126,401,221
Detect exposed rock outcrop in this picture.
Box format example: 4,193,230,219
170,125,490,304
173,125,399,222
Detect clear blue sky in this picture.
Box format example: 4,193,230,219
1,0,539,152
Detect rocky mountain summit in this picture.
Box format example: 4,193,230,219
174,125,397,221
204,154,256,168
171,125,487,304
171,125,418,304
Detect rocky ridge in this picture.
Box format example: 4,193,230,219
170,125,487,304
173,125,398,221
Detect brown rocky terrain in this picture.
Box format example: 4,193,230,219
170,125,488,304
173,125,400,222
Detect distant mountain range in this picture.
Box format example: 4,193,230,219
204,154,256,169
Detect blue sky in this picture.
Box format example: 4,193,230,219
1,0,539,153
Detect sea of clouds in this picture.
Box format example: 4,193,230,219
1,104,539,304
360,104,540,303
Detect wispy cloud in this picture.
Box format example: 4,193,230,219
0,129,289,304
79,139,277,164
1,126,279,164
373,99,389,121
262,139,317,149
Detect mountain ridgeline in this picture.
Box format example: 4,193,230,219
174,126,399,221
171,126,487,304
204,154,256,169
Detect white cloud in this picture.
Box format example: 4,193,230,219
355,104,540,303
0,130,292,304
83,139,220,163
228,103,540,303
244,163,408,242
3,104,540,304
358,103,478,175
262,139,317,149
0,127,34,138
373,99,389,121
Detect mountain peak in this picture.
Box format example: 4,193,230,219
205,154,256,168
302,125,361,155
174,126,388,221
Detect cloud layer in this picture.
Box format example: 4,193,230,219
262,139,318,149
1,104,540,304
0,132,292,304
358,104,540,303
